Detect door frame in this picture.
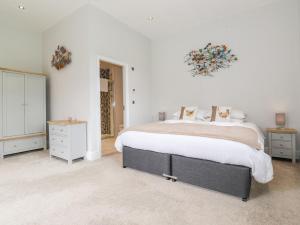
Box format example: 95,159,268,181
97,55,130,155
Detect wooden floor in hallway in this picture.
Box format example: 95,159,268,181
102,137,118,156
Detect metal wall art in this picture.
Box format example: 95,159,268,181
51,45,72,70
185,43,238,76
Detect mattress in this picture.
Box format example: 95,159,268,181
115,120,273,183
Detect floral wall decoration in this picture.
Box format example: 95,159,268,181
51,45,72,70
185,43,238,77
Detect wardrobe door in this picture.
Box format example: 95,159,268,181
25,75,46,134
3,72,25,136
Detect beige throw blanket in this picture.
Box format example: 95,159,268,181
122,122,261,150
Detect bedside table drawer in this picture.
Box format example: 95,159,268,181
272,140,292,149
49,125,70,137
271,133,292,141
272,148,292,158
50,146,68,159
49,136,70,148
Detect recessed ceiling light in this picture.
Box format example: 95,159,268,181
18,5,25,10
146,16,154,23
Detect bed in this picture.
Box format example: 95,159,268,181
115,119,273,201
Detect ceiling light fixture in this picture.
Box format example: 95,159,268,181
146,16,154,23
18,5,25,10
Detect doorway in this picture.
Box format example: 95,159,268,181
100,60,124,156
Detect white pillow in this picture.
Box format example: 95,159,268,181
231,109,246,120
196,110,210,121
172,111,180,120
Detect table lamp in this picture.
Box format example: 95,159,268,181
276,113,286,128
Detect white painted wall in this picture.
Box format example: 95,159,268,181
43,6,90,124
0,25,42,72
151,0,300,146
43,5,151,159
87,5,152,158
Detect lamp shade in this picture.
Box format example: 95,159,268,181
276,113,286,127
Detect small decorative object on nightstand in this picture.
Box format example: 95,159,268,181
158,112,166,121
48,120,87,164
267,128,298,163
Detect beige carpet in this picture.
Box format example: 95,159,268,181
0,150,300,225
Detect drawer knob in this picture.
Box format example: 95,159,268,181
280,144,283,147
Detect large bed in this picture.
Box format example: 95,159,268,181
115,119,273,201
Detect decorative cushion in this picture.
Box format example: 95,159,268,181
179,106,198,120
211,106,232,122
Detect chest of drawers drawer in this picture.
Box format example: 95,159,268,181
50,146,68,159
271,140,292,149
49,135,70,148
272,148,292,158
49,125,69,137
271,133,291,141
3,137,44,155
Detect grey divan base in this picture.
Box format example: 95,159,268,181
123,146,251,201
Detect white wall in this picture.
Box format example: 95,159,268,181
151,0,300,146
43,6,90,122
43,5,151,159
87,5,152,158
0,25,42,72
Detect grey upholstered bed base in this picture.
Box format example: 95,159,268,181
123,146,251,201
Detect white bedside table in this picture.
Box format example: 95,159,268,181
48,120,87,164
267,128,298,163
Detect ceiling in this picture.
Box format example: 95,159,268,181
0,0,278,39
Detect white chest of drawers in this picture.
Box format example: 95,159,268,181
48,120,87,164
267,128,298,163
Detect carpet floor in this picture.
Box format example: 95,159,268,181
0,150,299,225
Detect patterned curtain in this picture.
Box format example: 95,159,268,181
100,69,111,135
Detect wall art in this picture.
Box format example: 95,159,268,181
185,43,238,76
51,45,72,70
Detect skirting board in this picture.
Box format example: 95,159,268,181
85,150,101,161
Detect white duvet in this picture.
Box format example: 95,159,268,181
115,120,273,183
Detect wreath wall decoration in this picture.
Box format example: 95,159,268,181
185,43,238,77
51,45,72,70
